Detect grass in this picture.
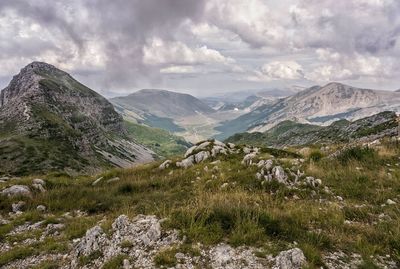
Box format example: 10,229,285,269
0,140,399,267
124,120,190,157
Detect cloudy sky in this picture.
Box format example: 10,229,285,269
1,0,400,97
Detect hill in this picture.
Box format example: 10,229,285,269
0,62,155,176
111,89,215,132
226,111,398,147
0,139,399,268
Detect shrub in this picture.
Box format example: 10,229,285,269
336,146,377,165
309,149,323,162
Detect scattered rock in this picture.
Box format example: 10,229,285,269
32,178,45,186
273,248,307,269
92,177,103,186
177,155,195,169
32,183,46,192
159,160,172,170
271,166,288,185
107,177,120,183
386,199,396,205
304,177,322,188
37,205,46,212
12,201,26,213
194,151,211,163
242,153,257,166
208,243,270,269
1,185,32,198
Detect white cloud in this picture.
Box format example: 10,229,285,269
143,37,234,66
250,61,304,81
160,65,196,74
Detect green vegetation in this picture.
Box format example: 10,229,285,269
125,120,191,157
226,111,398,148
0,139,399,267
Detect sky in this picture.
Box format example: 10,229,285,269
1,0,400,97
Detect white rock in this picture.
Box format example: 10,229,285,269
271,166,288,185
32,183,46,192
123,259,131,269
12,201,26,213
273,248,307,269
92,177,103,186
242,152,257,166
32,178,45,186
107,177,120,183
386,199,396,205
184,145,197,158
176,155,195,169
1,185,32,198
37,205,46,212
194,151,211,163
159,160,172,170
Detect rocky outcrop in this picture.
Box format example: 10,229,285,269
176,140,237,169
67,215,309,269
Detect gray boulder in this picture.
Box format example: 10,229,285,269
176,155,195,169
273,248,307,269
159,160,172,170
12,201,26,213
32,178,45,186
271,166,289,185
194,151,211,163
1,185,32,198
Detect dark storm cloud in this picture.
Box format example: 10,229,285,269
0,0,207,90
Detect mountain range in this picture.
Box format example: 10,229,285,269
215,82,400,139
0,62,155,175
226,111,398,147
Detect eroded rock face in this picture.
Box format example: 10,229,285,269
70,215,179,269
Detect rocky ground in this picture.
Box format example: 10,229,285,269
0,140,399,268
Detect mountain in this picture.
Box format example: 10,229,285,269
0,62,155,176
216,82,400,138
226,111,398,147
111,89,215,132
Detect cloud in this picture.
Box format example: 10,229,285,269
1,0,400,95
250,61,304,81
143,38,234,66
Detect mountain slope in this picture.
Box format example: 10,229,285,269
0,62,155,175
226,111,398,147
111,89,215,132
216,83,400,138
124,121,191,157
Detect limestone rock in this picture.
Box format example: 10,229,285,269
159,160,172,170
273,248,307,269
1,185,32,198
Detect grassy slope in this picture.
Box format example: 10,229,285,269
124,120,191,157
1,140,399,267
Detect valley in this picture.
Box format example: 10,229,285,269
0,62,399,269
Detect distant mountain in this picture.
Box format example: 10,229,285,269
0,62,155,175
226,111,398,147
216,82,400,138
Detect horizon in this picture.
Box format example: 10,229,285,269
1,1,400,97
